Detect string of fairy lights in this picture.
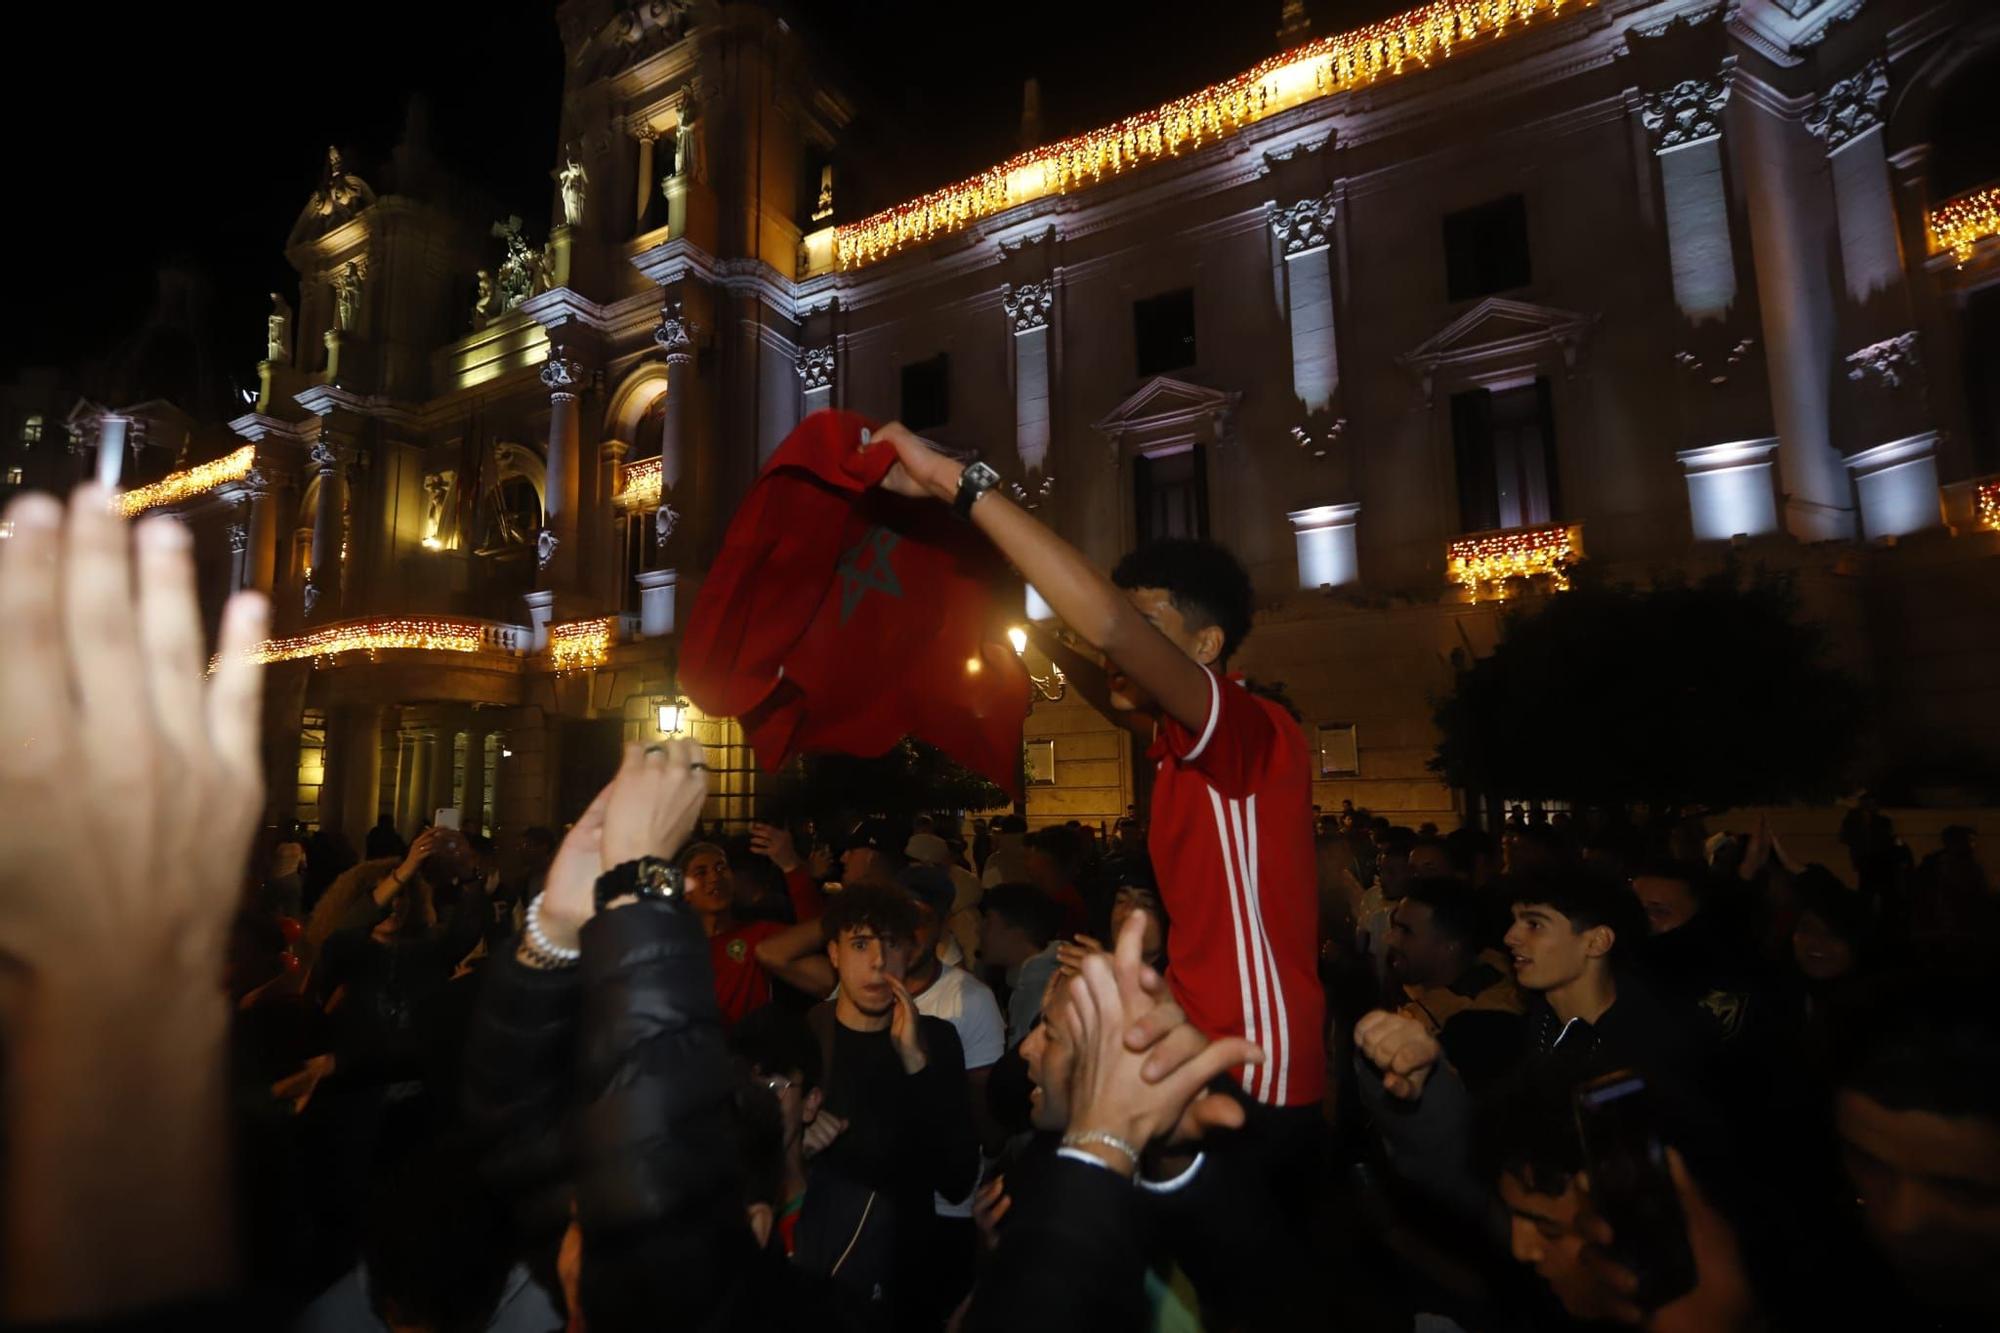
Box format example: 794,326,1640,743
1929,184,2000,266
549,617,615,674
113,445,256,518
227,617,488,668
829,0,1590,269
1446,523,1580,601
616,456,663,509
1977,480,2000,533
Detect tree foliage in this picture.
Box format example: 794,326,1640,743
1430,568,1864,813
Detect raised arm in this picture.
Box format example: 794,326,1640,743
1024,623,1153,740
752,914,837,997
870,423,1215,737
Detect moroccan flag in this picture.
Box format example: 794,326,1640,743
680,410,1031,797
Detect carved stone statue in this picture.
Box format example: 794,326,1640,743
492,217,548,311
473,270,494,327
332,262,363,333
558,157,588,228
423,471,455,546
674,103,706,184
812,165,834,222
536,528,560,570
265,292,294,364
655,503,680,544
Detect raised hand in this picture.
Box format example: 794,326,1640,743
1059,911,1262,1176
1054,933,1105,981
599,738,708,869
749,820,802,873
802,1110,849,1159
1578,1148,1758,1332
886,973,928,1075
862,420,964,503
1353,1009,1442,1100
532,782,613,952
971,1176,1011,1252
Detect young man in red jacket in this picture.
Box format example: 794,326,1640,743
870,424,1325,1326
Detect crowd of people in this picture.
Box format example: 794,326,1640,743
3,425,1999,1333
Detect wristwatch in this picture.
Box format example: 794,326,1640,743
594,856,684,912
952,460,1003,521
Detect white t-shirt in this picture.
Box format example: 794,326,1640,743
911,962,1005,1217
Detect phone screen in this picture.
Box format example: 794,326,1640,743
1572,1071,1697,1310
434,807,462,831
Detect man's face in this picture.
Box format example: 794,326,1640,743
1504,903,1597,993
1408,844,1452,879
827,926,907,1015
1021,974,1076,1131
1386,898,1454,989
754,1064,821,1155
1632,875,1698,936
1499,1172,1625,1321
1115,820,1143,853
1108,887,1165,960
1378,850,1413,900
841,844,876,885
1838,1089,2000,1314
683,849,732,915
1107,586,1211,711
1792,910,1855,982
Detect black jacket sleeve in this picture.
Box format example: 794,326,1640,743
965,1157,1150,1333
910,1015,981,1205
461,942,582,1244
569,899,763,1333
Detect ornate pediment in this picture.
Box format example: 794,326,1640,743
1398,298,1595,403
1092,376,1240,450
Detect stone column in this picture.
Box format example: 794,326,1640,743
1268,193,1340,410
635,567,678,637
1641,77,1738,325
1002,282,1056,475
538,347,586,591
1734,74,1855,541
244,468,283,595
96,414,133,489
461,727,488,836
306,440,346,621
428,728,457,822
321,703,384,856
1805,60,1899,306
1287,504,1360,589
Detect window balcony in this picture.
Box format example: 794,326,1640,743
1446,521,1583,603
225,616,533,669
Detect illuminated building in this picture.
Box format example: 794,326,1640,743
30,0,2000,840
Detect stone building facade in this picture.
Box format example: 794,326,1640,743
13,0,1999,851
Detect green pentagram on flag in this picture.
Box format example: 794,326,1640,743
837,526,903,624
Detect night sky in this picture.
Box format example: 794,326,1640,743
2,0,1406,408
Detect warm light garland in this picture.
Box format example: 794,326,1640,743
830,0,1586,269
114,445,256,517
1930,184,2000,266
1447,522,1581,601
617,456,662,509
231,616,486,668
1977,480,2000,533
549,617,614,674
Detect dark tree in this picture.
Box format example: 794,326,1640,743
1430,568,1864,815
771,737,1008,824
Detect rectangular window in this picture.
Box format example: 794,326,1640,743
20,415,41,448
1317,723,1359,778
1134,288,1197,377
1133,446,1209,544
4,468,20,485
1443,195,1531,302
1452,379,1559,532
900,354,950,432
1025,738,1057,785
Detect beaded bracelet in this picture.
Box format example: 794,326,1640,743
1059,1129,1140,1171
522,893,582,968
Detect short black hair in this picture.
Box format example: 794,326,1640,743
978,882,1064,948
1837,969,2000,1121
726,1065,789,1215
1793,865,1874,948
1630,857,1711,903
729,1003,823,1092
1482,1072,1586,1198
1379,826,1419,860
1402,875,1486,952
1111,537,1255,665
820,881,922,948
1030,825,1085,874
1505,864,1645,960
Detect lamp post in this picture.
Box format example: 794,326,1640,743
1008,626,1067,702
657,696,691,736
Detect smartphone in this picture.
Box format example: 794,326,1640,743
1572,1070,1697,1311
434,807,462,831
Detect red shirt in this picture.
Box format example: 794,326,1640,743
710,870,829,1030
1148,668,1326,1108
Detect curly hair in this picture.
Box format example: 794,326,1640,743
818,881,922,948
1111,537,1255,666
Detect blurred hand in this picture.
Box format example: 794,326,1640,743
1054,934,1105,981
0,490,266,983
803,1110,848,1159
271,1053,336,1115
1061,912,1262,1176
534,784,612,952
1354,1009,1442,1100
808,842,834,880
886,974,927,1074
749,821,802,873
1578,1148,1757,1332
971,1176,1011,1253
599,739,707,869
863,421,964,503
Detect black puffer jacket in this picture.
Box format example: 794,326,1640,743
463,899,872,1332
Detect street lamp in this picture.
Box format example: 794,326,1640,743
657,696,691,736
1007,625,1067,702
